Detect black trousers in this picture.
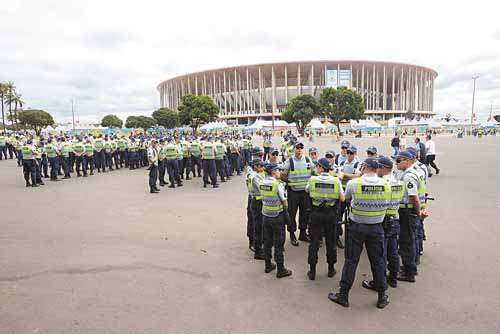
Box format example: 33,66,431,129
251,198,263,252
398,209,417,276
23,159,36,184
263,212,286,268
308,206,337,266
287,190,310,233
340,221,387,292
149,164,158,190
425,154,439,173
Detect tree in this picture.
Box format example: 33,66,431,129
405,110,416,121
178,95,219,132
0,83,6,133
125,115,157,129
319,86,365,132
282,94,320,134
101,114,123,128
17,109,55,135
152,107,178,129
3,82,16,130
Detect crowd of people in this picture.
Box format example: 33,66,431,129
245,134,434,309
0,132,254,190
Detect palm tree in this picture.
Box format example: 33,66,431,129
3,82,16,129
13,93,23,131
0,83,6,132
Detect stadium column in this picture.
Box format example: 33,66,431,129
383,65,387,111
392,66,396,111
272,65,277,122
310,64,314,95
297,64,301,95
372,64,376,111
258,67,263,114
246,68,250,116
285,65,288,104
350,63,353,88
361,64,365,109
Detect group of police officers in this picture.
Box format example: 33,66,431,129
245,136,430,309
0,132,254,191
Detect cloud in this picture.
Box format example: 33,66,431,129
81,31,136,49
493,29,500,40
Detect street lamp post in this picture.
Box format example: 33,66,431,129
470,76,479,134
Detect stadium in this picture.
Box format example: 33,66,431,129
157,61,438,124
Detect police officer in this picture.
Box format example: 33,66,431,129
262,134,272,161
366,146,378,158
336,145,361,248
21,140,37,187
147,139,160,193
189,138,202,177
60,138,73,179
308,147,319,163
84,138,94,175
362,156,403,290
165,138,183,188
73,138,87,177
335,140,350,166
247,159,266,259
94,136,105,172
157,138,167,187
329,158,390,309
305,157,344,280
260,163,292,278
180,138,191,180
268,147,280,164
44,138,60,181
34,141,45,186
395,151,427,283
0,133,6,160
202,137,218,188
281,141,313,246
214,138,227,183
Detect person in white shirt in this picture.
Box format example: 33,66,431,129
424,134,440,177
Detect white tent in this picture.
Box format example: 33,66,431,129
350,119,382,130
308,118,325,130
200,121,228,131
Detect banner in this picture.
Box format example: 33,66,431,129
325,69,338,88
339,70,351,88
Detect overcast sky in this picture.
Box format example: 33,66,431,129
1,0,499,123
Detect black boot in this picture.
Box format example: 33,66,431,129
362,280,377,291
249,239,255,252
328,264,336,278
377,291,390,309
298,230,310,242
336,237,344,249
254,248,265,260
397,272,416,282
328,290,349,307
276,265,292,278
265,261,276,273
290,232,299,247
388,273,398,288
307,264,316,280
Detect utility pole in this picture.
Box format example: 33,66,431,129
470,75,479,132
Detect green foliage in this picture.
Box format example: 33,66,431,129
319,87,365,131
177,95,219,132
282,94,320,134
101,114,123,128
152,107,178,129
17,109,55,135
125,115,157,129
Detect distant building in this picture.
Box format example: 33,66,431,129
157,60,437,124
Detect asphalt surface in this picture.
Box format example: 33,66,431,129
1,135,499,334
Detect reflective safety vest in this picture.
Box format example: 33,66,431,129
287,145,294,156
350,178,390,220
35,147,43,159
61,142,73,157
84,143,94,156
243,139,252,150
260,178,283,217
287,157,312,191
202,143,215,159
94,139,104,152
21,145,34,160
158,145,166,160
229,142,238,153
117,140,126,150
73,142,85,154
0,136,6,146
44,144,57,158
399,170,425,209
104,141,111,152
181,142,190,158
387,181,405,216
190,143,201,157
215,143,225,159
263,138,272,148
309,175,340,207
164,144,178,160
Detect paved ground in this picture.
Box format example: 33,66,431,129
1,135,499,334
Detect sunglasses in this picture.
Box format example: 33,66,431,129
295,146,304,149
272,152,279,156
347,152,355,155
325,154,334,158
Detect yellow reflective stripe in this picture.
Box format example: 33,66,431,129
399,204,414,208
386,209,399,215
255,196,262,200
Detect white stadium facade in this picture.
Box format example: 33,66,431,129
157,60,438,124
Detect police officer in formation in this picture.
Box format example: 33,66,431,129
243,135,433,308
